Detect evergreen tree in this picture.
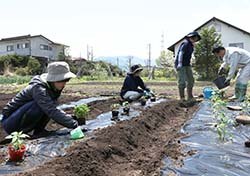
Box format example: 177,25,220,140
194,27,222,80
156,50,174,68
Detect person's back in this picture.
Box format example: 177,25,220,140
224,47,250,65
2,75,61,118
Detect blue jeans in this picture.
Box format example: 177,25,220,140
2,101,49,134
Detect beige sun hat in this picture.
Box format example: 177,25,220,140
41,61,76,82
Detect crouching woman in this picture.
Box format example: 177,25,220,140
1,62,78,136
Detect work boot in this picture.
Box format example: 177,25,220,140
237,84,247,102
178,87,185,102
229,84,240,101
187,87,196,103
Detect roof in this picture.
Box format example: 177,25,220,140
0,34,68,46
0,35,32,42
168,17,250,52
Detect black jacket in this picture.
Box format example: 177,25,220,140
2,75,78,129
175,39,194,68
120,74,149,98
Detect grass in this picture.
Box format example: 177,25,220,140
0,75,31,85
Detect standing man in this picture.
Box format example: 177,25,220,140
175,31,201,102
212,46,250,101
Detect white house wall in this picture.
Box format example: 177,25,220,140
53,45,64,60
173,19,250,55
0,36,66,61
0,39,31,56
30,37,54,60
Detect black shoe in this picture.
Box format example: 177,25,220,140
80,127,89,132
31,129,55,139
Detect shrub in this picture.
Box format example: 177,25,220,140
27,57,41,75
15,67,29,76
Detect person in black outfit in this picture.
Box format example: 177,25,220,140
174,31,201,102
120,64,151,102
1,62,78,137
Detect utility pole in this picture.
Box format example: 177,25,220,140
161,32,165,52
148,43,151,71
117,57,119,67
128,56,132,70
90,46,93,61
86,45,89,60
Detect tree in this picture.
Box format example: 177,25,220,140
156,50,174,68
193,27,222,80
155,50,176,78
27,57,41,75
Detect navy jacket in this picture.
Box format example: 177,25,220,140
120,74,149,98
175,39,194,68
2,75,78,129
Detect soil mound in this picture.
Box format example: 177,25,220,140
18,100,197,176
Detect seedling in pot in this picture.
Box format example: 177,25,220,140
73,104,90,125
5,131,29,162
122,101,130,115
110,103,120,120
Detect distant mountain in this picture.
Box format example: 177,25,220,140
94,56,155,71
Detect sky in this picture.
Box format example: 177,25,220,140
1,0,250,60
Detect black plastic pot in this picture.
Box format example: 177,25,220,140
213,76,230,89
73,116,86,125
112,110,119,117
245,141,250,147
123,107,130,115
111,110,119,121
150,97,156,102
140,99,146,106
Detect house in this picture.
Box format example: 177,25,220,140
0,34,69,61
168,17,250,55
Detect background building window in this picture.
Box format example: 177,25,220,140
22,43,29,48
7,45,14,52
17,43,29,49
229,43,244,49
40,44,50,50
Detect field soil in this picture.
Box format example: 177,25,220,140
0,81,236,175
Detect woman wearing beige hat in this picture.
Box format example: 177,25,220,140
1,62,78,136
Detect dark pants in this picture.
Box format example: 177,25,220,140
2,101,50,134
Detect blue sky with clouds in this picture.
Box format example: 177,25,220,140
1,0,250,59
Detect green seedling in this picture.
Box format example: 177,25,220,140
73,104,90,119
122,101,129,108
111,103,120,111
5,131,29,150
211,93,234,141
241,97,250,115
